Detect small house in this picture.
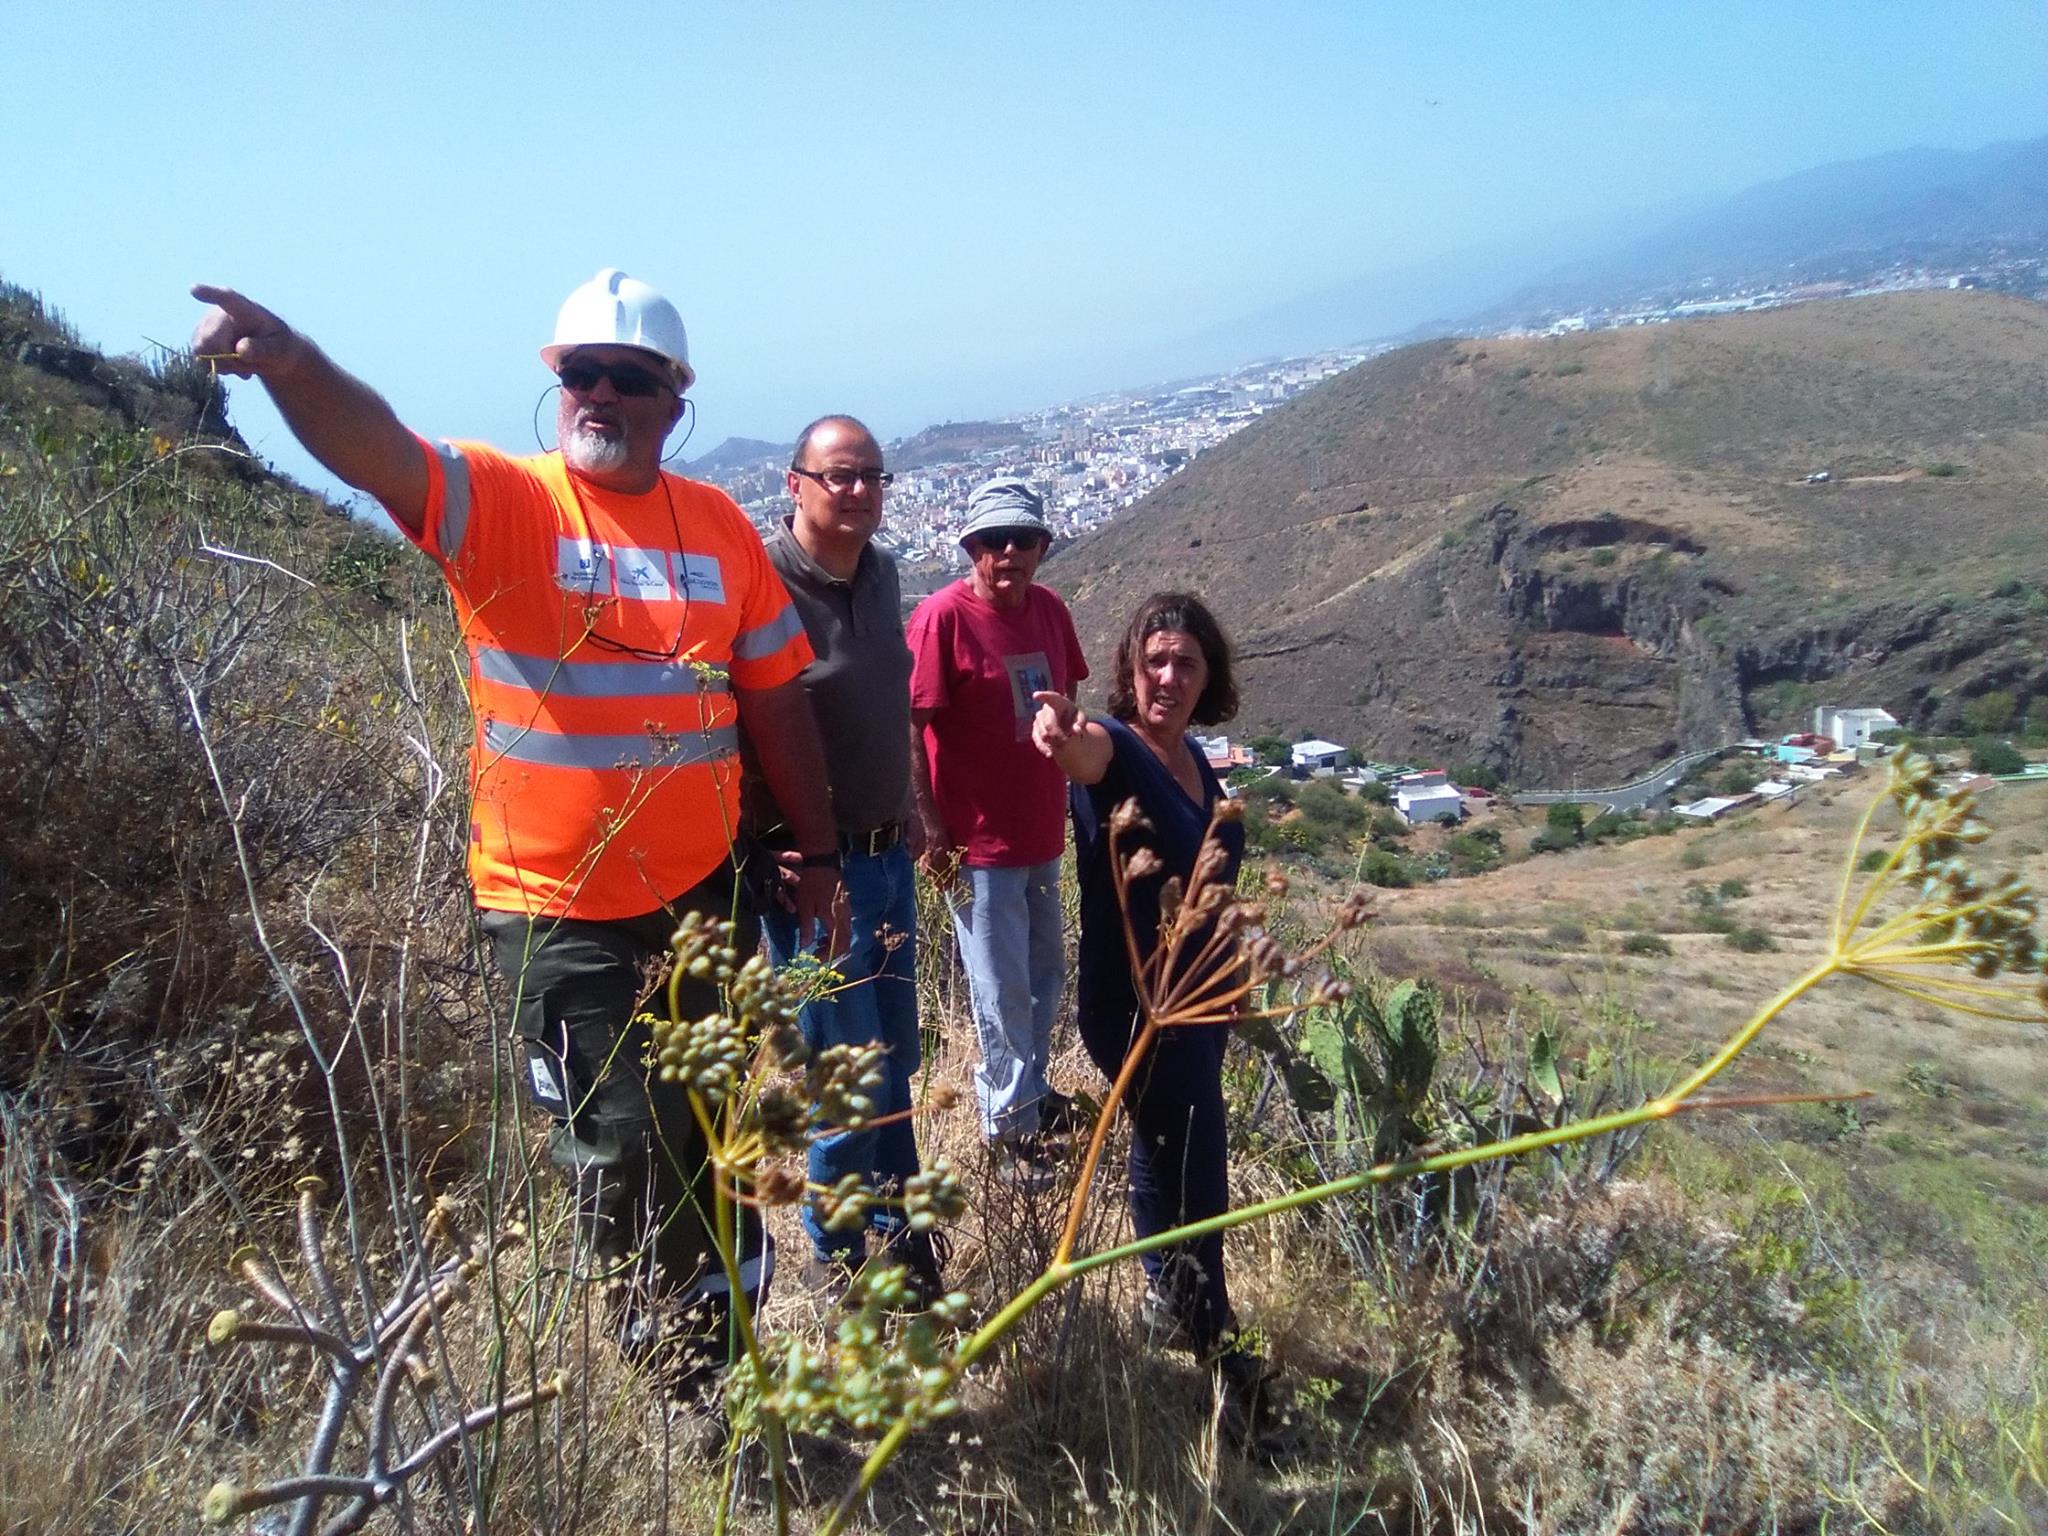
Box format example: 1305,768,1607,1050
1394,769,1466,825
1813,705,1900,751
1290,739,1348,776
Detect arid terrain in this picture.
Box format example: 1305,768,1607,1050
1051,291,2048,786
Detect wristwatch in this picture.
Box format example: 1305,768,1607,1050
799,849,844,872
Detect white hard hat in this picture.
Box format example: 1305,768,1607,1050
540,268,694,390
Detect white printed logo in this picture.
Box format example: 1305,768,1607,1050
670,552,726,604
555,536,611,595
615,546,674,601
527,1052,565,1110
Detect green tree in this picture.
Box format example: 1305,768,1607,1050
1247,734,1291,766
1717,761,1762,796
1545,802,1585,841
1961,691,2019,736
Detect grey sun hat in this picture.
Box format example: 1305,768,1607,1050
958,476,1052,549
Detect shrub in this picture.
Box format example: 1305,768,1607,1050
1547,919,1588,946
1622,932,1673,957
1357,778,1392,805
1724,925,1775,953
1856,846,1889,872
1717,762,1762,795
1545,803,1586,840
1551,361,1584,377
1961,691,2018,736
1970,737,2025,776
1924,461,1963,477
1591,547,1617,568
1298,779,1368,834
1717,877,1750,900
1362,848,1416,887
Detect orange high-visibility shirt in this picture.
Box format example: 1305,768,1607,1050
402,438,812,920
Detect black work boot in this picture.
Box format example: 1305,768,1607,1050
1211,1346,1292,1465
883,1226,953,1312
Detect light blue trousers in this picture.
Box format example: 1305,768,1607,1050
948,859,1065,1140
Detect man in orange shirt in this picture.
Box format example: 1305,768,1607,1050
191,270,843,1395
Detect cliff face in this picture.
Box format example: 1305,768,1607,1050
1050,290,2048,784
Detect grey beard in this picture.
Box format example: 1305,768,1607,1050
563,425,630,475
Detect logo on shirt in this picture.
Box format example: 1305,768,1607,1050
1004,651,1053,740
615,548,673,601
555,536,612,595
670,552,726,605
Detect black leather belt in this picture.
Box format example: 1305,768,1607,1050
840,822,904,857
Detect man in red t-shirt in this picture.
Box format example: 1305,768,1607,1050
908,477,1088,1188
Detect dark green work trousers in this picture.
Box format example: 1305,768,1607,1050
482,865,767,1363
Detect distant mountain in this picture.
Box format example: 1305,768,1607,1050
1048,290,2048,785
888,420,1030,471
1137,134,2048,377
686,435,787,474
1471,135,2048,326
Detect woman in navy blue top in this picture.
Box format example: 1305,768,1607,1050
1032,592,1276,1447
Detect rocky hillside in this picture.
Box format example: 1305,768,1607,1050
1049,290,2048,785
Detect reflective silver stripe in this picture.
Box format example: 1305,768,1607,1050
731,604,804,661
481,719,738,771
687,1248,773,1299
474,647,729,699
433,441,471,557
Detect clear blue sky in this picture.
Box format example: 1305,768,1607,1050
5,1,2042,501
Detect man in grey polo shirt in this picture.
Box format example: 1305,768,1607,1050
747,414,945,1304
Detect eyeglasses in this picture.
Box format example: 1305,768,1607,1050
791,466,894,494
967,528,1046,554
556,359,674,398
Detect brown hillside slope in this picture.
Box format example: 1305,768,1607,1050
1049,291,2048,784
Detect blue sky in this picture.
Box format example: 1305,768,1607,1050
5,2,2043,500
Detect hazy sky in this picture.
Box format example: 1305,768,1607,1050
5,1,2043,500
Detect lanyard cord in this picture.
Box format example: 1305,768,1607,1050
559,461,694,663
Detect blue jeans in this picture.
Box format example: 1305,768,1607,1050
948,859,1064,1140
1079,1004,1235,1351
765,843,921,1264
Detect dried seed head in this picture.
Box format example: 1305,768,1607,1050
1109,797,1153,835
1123,848,1165,881
755,1164,806,1206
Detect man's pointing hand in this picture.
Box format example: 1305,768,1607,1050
189,285,304,380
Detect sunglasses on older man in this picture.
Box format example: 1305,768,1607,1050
968,528,1047,554
556,359,675,398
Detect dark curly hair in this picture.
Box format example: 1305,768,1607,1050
1105,591,1239,728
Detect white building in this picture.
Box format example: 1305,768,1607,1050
1814,705,1900,750
1290,739,1347,775
1394,770,1465,825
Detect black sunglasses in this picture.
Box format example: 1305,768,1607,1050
557,359,674,398
968,528,1046,553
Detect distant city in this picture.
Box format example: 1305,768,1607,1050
692,245,2048,580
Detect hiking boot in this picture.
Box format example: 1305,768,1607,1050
882,1227,953,1312
1038,1089,1090,1137
989,1134,1060,1194
1212,1347,1294,1464
1136,1284,1196,1352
